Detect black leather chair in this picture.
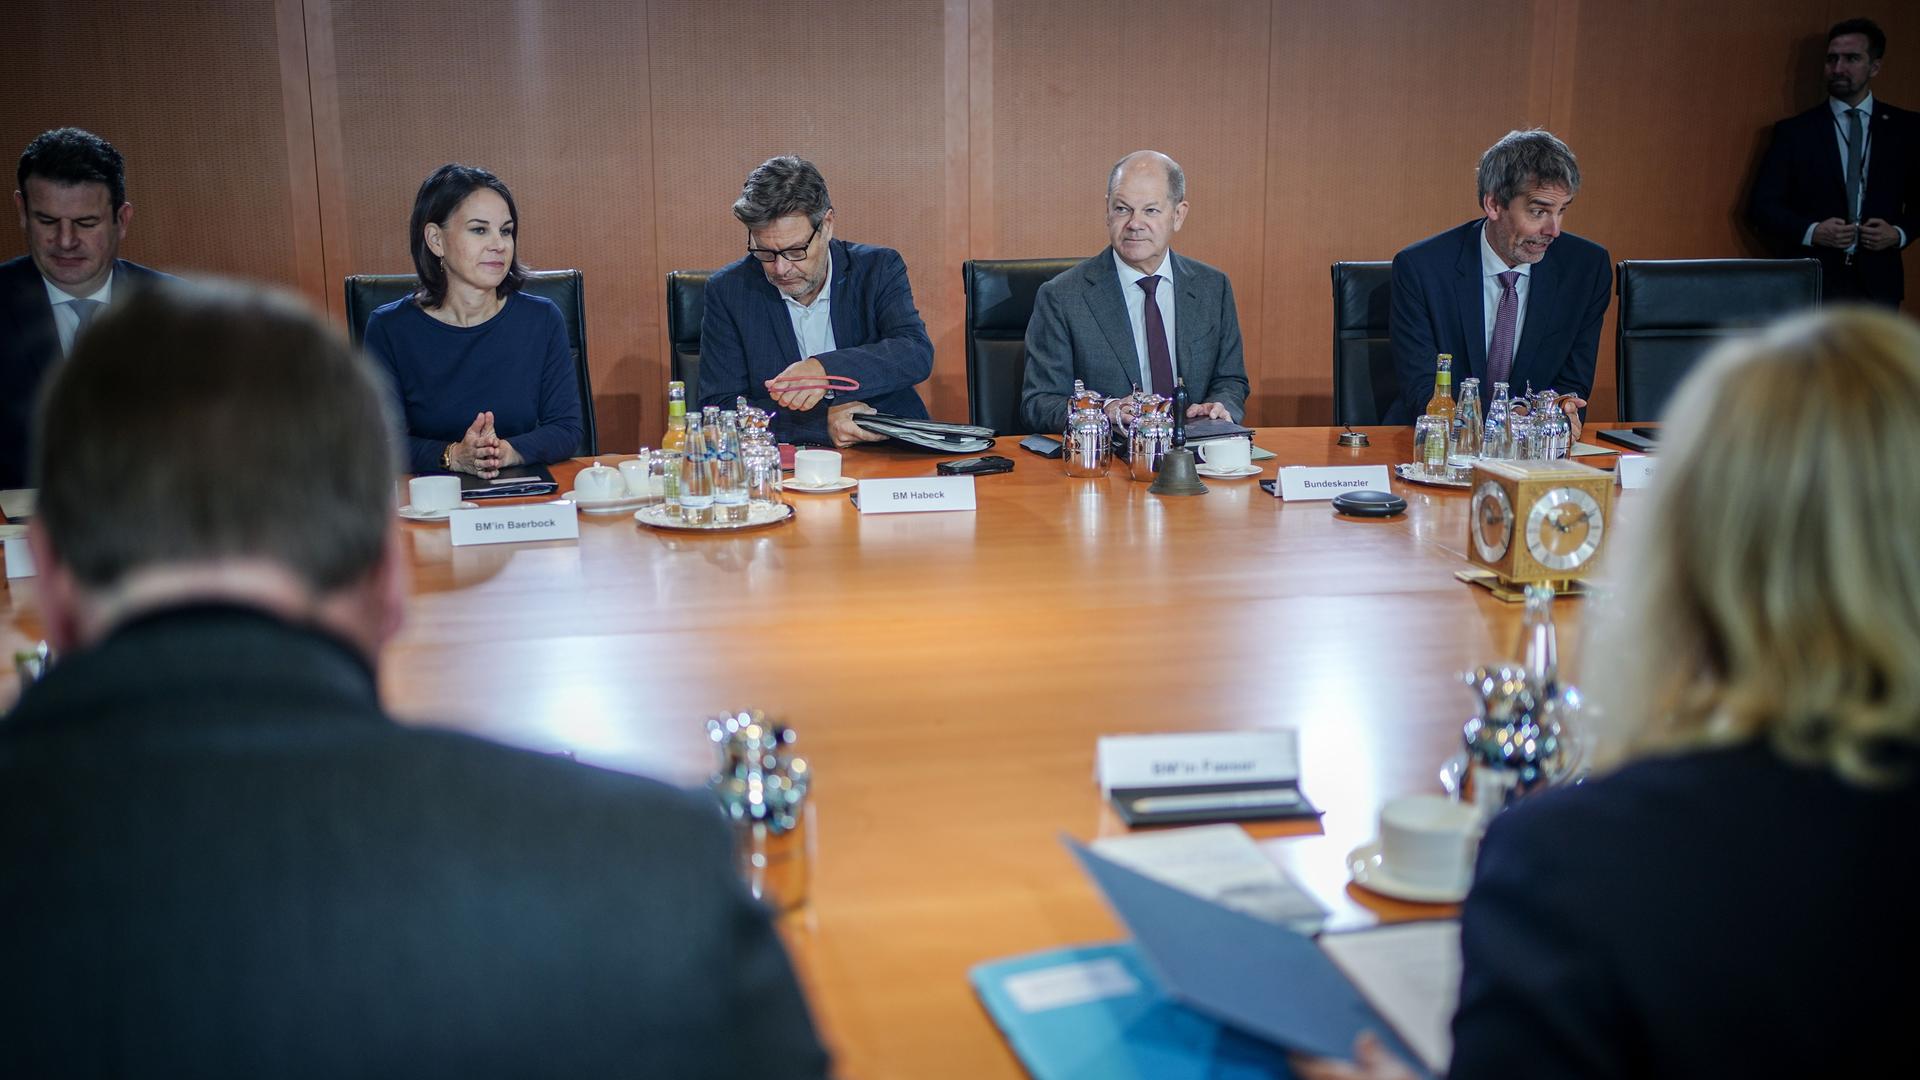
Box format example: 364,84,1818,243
962,257,1078,436
665,269,713,407
1331,261,1397,425
1614,258,1821,422
344,269,597,456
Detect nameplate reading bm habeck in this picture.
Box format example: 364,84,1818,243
856,476,978,515
449,502,581,547
1617,453,1657,490
1096,731,1301,795
1275,465,1392,501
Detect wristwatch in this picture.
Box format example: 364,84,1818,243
442,443,456,471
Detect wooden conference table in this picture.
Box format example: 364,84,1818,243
0,426,1632,1078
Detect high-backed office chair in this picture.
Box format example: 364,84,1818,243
344,269,598,456
961,257,1078,436
1331,261,1397,425
1614,258,1821,422
665,269,713,407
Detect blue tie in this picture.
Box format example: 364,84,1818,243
67,298,104,352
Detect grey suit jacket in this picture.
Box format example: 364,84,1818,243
1020,248,1250,434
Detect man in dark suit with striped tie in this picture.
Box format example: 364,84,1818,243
2,127,171,489
1387,129,1610,437
1750,17,1917,307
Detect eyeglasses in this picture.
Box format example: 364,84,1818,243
746,222,821,264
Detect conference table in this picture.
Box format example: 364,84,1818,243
0,425,1634,1078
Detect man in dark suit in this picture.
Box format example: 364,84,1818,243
700,155,934,446
0,283,829,1077
1020,150,1249,435
1388,129,1610,437
2,127,171,489
1749,17,1917,306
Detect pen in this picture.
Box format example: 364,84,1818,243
1130,788,1304,814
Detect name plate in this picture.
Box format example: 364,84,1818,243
1275,464,1391,501
1,525,33,579
449,501,579,546
1096,730,1299,796
1617,453,1657,489
856,476,977,515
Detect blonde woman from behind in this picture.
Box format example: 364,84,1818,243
1299,306,1920,1079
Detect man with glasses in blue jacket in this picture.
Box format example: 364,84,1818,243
699,155,935,447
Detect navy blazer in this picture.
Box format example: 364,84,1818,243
0,254,172,489
1386,220,1610,424
1749,99,1919,304
1450,740,1917,1077
698,239,933,445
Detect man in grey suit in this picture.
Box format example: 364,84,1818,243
1020,150,1250,434
1,282,829,1077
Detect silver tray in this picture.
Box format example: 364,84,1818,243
1395,462,1472,489
634,501,795,532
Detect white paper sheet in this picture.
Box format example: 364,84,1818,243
1317,920,1461,1073
1091,824,1327,933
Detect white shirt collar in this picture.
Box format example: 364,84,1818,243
1112,248,1174,289
1479,225,1533,279
781,245,834,312
43,267,115,308
1830,92,1875,119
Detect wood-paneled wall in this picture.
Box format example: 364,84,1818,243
4,1,1914,444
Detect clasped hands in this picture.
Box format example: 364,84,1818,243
447,411,523,478
767,357,888,449
1813,217,1901,251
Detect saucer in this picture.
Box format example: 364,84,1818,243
784,476,857,493
398,501,477,522
561,489,651,514
1195,463,1261,479
1346,840,1470,904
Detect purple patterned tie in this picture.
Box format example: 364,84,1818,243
1488,270,1521,387
1137,275,1175,397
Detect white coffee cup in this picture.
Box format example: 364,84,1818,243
793,449,843,487
1199,438,1252,471
575,461,625,501
618,458,650,498
1377,794,1481,892
408,475,460,513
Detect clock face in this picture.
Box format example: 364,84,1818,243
1524,487,1605,572
1470,481,1514,563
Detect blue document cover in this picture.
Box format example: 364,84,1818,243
970,942,1299,1079
970,842,1434,1078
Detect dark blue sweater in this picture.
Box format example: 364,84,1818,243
365,291,583,473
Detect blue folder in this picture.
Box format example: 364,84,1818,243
971,942,1298,1079
970,842,1432,1079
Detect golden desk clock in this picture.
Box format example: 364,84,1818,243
1461,458,1614,600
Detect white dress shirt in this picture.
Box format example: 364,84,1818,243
782,249,838,360
43,270,115,357
1112,248,1177,394
1480,226,1532,367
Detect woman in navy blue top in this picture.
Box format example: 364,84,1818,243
364,164,581,476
